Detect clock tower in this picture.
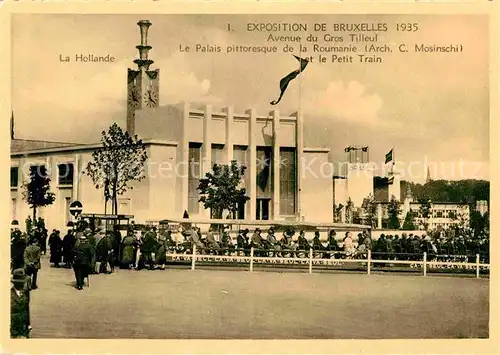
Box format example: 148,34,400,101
127,20,160,135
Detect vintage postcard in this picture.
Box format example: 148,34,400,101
1,1,498,354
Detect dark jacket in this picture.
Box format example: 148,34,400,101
24,244,42,270
74,241,94,267
11,235,26,268
141,231,158,253
11,287,30,337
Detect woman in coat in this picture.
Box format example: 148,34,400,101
48,230,63,267
120,231,137,269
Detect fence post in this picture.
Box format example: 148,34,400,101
250,247,254,273
476,254,480,279
309,248,313,274
423,252,427,277
191,244,196,271
367,250,371,275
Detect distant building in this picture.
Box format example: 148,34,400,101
408,202,470,230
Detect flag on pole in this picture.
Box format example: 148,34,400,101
385,149,393,164
270,55,309,105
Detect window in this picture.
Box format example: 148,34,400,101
12,198,16,220
230,201,246,220
211,144,225,167
256,147,272,197
233,145,249,189
233,145,248,168
279,148,296,215
58,163,74,185
256,198,270,220
188,143,202,214
65,197,71,225
10,167,18,188
436,211,443,218
30,165,48,179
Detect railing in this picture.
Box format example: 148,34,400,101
164,246,490,278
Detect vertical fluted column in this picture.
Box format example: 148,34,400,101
292,111,303,221
201,104,212,218
271,110,280,220
223,106,234,165
181,102,190,214
246,108,257,220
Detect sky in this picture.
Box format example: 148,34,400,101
12,14,489,182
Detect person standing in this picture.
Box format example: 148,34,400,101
48,229,63,267
120,230,138,269
73,233,93,290
11,268,31,338
24,238,42,290
11,221,27,270
138,227,157,270
62,223,76,268
86,228,98,274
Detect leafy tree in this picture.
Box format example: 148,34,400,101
417,196,432,230
361,193,376,227
387,195,402,229
85,123,148,214
198,161,250,220
402,210,417,230
22,165,56,221
25,216,33,232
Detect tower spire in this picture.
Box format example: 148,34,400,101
126,20,160,136
426,165,432,183
133,20,154,71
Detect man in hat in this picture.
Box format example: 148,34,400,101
85,228,97,274
62,222,76,268
24,237,42,290
73,232,93,290
11,268,31,338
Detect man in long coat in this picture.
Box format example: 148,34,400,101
73,233,93,290
11,268,31,338
11,221,26,270
120,230,138,269
48,230,63,267
24,238,42,290
62,223,76,268
96,232,113,274
138,228,158,270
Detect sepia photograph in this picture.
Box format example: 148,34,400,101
7,12,491,343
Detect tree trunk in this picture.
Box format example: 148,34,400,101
33,206,37,222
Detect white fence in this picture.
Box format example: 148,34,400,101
165,246,489,278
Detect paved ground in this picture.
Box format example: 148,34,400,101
29,256,489,339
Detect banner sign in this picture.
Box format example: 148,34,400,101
409,262,490,270
167,254,363,267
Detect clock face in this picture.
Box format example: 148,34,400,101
144,88,158,108
128,88,141,108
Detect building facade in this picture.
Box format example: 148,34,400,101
10,20,334,232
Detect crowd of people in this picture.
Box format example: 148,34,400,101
10,217,489,338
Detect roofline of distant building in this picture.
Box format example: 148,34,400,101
11,139,178,157
11,138,80,145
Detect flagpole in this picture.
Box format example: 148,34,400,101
298,42,302,220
